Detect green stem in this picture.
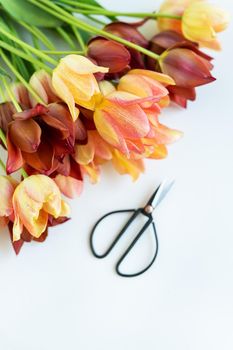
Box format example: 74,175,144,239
56,1,182,19
18,21,56,50
61,8,182,19
0,50,45,104
84,15,107,26
0,41,52,72
58,0,101,10
2,77,22,112
57,27,76,49
42,50,85,55
0,26,58,66
28,0,161,61
71,26,86,52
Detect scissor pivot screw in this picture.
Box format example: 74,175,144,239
144,205,153,214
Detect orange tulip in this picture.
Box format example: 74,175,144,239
52,55,108,121
12,175,70,241
117,69,174,104
94,90,151,156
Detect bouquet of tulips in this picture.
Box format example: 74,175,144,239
0,0,229,254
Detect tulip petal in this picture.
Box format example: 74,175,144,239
89,131,112,160
74,139,95,165
0,176,17,217
9,119,41,153
98,92,150,138
0,217,8,227
60,54,109,75
160,48,216,88
147,144,168,159
145,123,183,144
6,134,24,174
0,102,16,134
168,86,196,101
41,114,70,139
29,70,59,106
118,73,169,99
80,163,100,183
11,83,31,109
55,175,83,198
127,69,175,86
22,139,57,175
52,73,79,121
112,150,144,181
99,80,116,96
94,105,129,155
88,37,130,73
104,22,148,47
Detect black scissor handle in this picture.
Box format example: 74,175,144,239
90,209,140,258
116,219,158,278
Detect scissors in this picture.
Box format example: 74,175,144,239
90,179,174,278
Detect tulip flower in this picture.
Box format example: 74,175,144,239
52,55,108,121
6,103,75,175
12,174,70,241
104,21,148,69
159,48,215,89
182,2,229,49
93,74,181,158
94,91,152,156
117,69,174,99
87,37,130,74
146,30,215,107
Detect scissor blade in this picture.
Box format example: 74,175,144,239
151,179,175,209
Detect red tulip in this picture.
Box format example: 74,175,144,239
159,48,215,88
6,103,76,175
87,37,130,74
104,21,149,71
146,30,215,107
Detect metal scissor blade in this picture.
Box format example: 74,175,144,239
151,179,175,209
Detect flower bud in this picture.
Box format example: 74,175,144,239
87,37,130,74
159,48,215,88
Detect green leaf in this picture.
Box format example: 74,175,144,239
0,0,62,28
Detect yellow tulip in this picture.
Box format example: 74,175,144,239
182,2,230,49
52,55,108,121
12,175,70,241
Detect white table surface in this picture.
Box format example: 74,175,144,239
0,1,233,349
